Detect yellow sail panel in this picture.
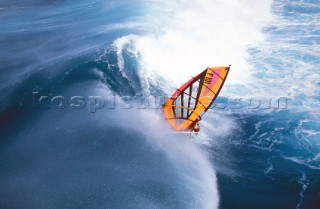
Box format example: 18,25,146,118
163,66,230,132
197,66,229,114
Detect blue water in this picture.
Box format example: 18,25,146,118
0,0,319,209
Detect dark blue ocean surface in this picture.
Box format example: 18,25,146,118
0,0,319,209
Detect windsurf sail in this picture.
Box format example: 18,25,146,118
163,66,230,132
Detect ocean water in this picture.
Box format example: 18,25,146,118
0,0,319,209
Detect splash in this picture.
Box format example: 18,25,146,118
139,111,219,209
111,2,274,209
134,0,274,85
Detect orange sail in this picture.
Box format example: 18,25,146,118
163,66,230,132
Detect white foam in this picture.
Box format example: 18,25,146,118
313,153,320,161
110,2,276,208
297,172,309,209
112,0,273,92
134,0,274,86
116,109,220,209
285,157,320,170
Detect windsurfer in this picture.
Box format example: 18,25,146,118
191,118,201,132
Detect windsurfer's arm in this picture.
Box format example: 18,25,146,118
193,123,200,132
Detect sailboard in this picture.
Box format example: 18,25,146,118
163,66,230,133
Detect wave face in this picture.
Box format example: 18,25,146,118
0,0,319,209
0,1,221,208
